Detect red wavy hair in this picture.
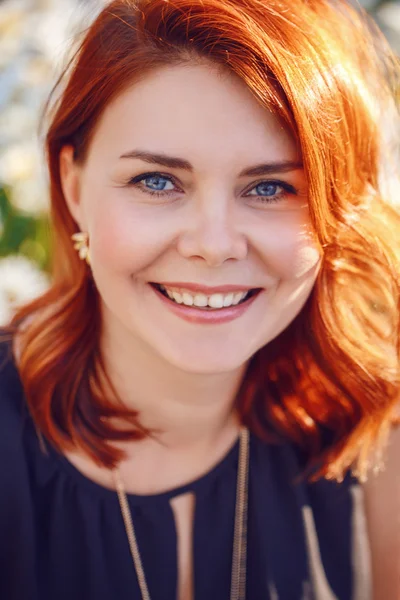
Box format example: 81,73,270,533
5,0,400,479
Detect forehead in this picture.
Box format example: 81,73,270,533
87,62,298,168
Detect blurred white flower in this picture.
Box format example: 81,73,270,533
0,104,36,145
0,0,102,218
0,254,49,325
0,142,38,184
9,179,49,215
0,5,25,69
0,142,49,215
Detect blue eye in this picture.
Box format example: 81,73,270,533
254,182,281,197
246,180,297,203
141,175,175,192
127,172,178,197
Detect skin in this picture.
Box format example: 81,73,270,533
364,425,400,600
61,61,320,376
59,58,323,479
60,61,321,599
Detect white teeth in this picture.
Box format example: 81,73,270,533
172,291,183,304
158,284,252,309
193,294,208,307
208,293,224,309
233,291,245,305
223,293,234,307
182,292,194,306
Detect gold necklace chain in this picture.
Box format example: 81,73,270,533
113,427,250,600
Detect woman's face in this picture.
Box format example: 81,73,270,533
61,62,321,373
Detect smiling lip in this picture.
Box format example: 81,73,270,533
149,283,263,324
154,282,255,294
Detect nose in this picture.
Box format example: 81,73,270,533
177,196,248,267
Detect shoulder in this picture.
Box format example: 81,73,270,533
0,331,27,434
0,330,35,474
251,435,371,598
252,433,364,520
363,425,400,599
0,331,38,527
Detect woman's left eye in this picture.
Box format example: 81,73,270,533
245,180,296,202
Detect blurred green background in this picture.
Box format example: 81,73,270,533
0,0,398,324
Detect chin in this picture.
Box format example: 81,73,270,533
155,341,256,374
168,358,246,375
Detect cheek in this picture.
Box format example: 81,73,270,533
86,198,173,273
257,220,321,280
289,235,321,279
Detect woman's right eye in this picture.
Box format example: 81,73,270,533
128,172,178,197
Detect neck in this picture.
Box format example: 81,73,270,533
100,320,247,451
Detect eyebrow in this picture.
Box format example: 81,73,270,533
119,150,303,176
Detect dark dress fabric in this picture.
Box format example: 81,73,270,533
0,336,371,600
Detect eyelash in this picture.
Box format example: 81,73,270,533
127,171,298,203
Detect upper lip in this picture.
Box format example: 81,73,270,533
153,282,260,294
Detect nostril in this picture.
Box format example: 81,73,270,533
176,225,248,265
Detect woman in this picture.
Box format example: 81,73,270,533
0,0,399,598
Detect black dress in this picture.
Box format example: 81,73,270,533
0,337,371,600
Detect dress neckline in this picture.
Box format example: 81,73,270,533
0,332,244,505
50,432,242,504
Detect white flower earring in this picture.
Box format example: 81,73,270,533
71,232,91,265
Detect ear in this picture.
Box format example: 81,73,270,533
59,145,85,230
